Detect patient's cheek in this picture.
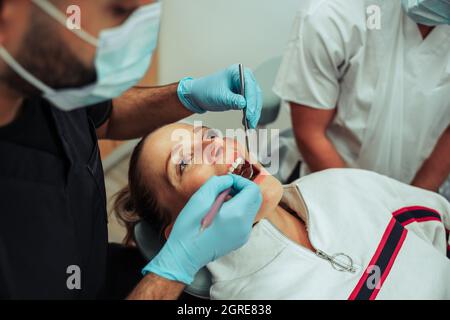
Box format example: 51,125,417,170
183,169,215,198
182,165,231,199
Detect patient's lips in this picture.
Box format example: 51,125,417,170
232,159,260,181
224,147,263,182
253,169,267,185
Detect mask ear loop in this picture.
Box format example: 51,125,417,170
31,0,99,47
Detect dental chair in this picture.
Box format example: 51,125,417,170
253,57,282,128
134,221,212,298
134,57,283,299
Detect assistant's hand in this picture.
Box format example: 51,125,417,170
142,174,262,285
177,64,263,128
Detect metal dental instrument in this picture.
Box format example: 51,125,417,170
198,64,253,233
239,64,254,179
199,158,244,233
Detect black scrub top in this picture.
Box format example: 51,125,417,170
0,98,112,299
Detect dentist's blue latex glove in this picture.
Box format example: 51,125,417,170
142,174,262,285
177,64,263,128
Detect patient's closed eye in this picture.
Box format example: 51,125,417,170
178,158,190,176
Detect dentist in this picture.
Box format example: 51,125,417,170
0,0,262,299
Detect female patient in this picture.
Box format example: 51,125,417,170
114,123,450,300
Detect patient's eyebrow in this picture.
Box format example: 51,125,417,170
195,125,213,135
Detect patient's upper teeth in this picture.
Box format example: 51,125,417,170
230,157,244,173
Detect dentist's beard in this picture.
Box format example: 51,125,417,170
0,8,97,98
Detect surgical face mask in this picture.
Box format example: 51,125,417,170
402,0,450,26
0,0,161,111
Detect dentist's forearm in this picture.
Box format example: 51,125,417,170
290,103,346,172
127,273,185,300
295,131,347,172
102,84,192,140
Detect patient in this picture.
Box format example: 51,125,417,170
114,123,450,300
114,123,312,249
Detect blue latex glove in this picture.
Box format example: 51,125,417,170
177,64,263,128
142,174,262,285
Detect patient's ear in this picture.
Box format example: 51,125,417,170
164,223,174,240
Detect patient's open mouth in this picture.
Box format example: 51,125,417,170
232,159,260,181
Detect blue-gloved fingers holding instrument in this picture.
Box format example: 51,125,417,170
177,64,263,128
142,174,262,285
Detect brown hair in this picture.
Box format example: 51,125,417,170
113,137,171,246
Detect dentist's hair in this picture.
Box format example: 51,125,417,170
113,137,171,245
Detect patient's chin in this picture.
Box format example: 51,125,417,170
257,176,283,216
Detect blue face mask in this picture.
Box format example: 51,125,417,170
402,0,450,26
0,0,161,111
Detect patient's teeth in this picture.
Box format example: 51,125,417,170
229,157,244,174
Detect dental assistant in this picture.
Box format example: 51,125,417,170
0,0,262,299
274,0,450,195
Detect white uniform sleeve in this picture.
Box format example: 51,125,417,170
273,0,366,110
338,169,450,255
386,174,450,253
389,178,450,228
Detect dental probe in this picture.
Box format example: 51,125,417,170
199,64,252,233
199,158,244,233
239,64,254,179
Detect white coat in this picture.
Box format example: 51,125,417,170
273,0,450,184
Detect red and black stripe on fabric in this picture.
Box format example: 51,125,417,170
446,229,450,259
349,206,444,300
393,206,442,226
349,219,407,300
393,206,448,259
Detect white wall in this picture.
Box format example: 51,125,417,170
158,0,302,131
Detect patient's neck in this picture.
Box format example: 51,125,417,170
265,206,314,251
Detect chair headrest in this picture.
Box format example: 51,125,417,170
253,56,282,126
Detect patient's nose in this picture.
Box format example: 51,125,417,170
202,138,225,164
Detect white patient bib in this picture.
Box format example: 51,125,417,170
207,169,450,300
